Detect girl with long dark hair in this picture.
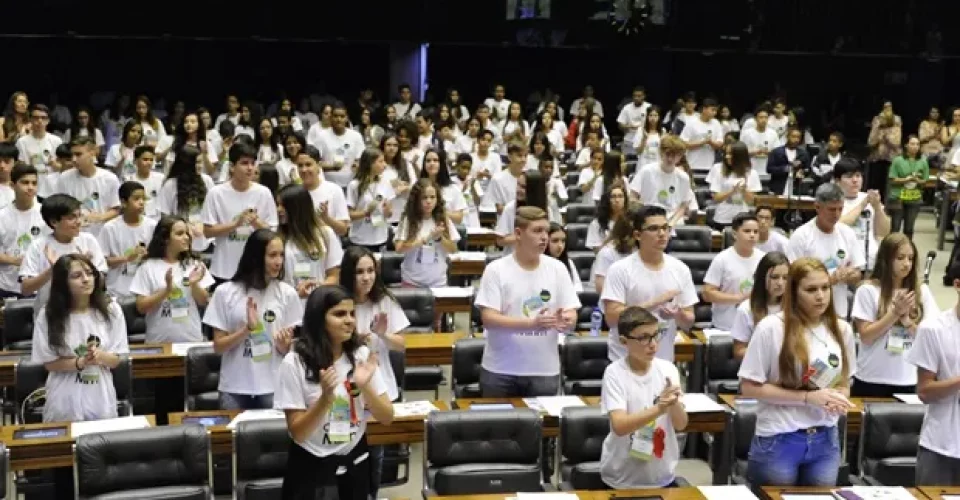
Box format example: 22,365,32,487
731,251,789,359
709,141,761,227
545,223,583,292
104,120,143,178
420,147,467,224
394,178,460,287
346,147,394,250
157,146,215,252
277,184,343,304
494,169,548,249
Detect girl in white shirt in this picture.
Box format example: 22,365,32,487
254,118,283,165
346,147,394,250
530,111,564,155
587,182,628,250
103,121,143,179
592,151,628,203
203,229,303,409
421,149,467,225
850,233,939,397
455,118,480,156
381,134,416,225
132,96,166,148
167,112,217,175
593,215,636,294
499,102,530,154
545,223,583,292
634,106,662,166
539,156,568,224
275,284,393,499
158,148,215,253
708,142,762,228
738,257,857,489
276,185,344,305
64,107,105,153
394,179,460,287
275,133,303,186
731,251,788,359
31,254,129,423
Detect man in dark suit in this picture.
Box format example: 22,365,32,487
766,127,811,196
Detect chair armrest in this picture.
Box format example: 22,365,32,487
117,401,133,417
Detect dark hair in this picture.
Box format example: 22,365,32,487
45,254,114,350
298,144,322,163
832,157,863,181
145,215,200,266
339,246,395,304
118,180,144,203
67,106,97,143
11,163,37,183
69,135,96,149
545,223,575,281
295,285,361,382
455,153,472,165
603,208,638,254
701,98,718,109
617,306,659,337
600,152,624,197
731,212,758,231
133,95,160,129
255,117,282,157
218,120,236,139
277,184,328,260
597,181,628,230
355,147,384,196
120,120,142,148
55,144,71,160
755,205,774,218
172,111,209,155
257,162,280,196
380,133,411,183
41,194,81,228
420,147,452,187
723,141,751,178
164,146,206,215
401,178,447,246
631,204,667,232
229,142,258,164
749,252,789,325
522,169,549,212
507,142,526,157
231,228,284,290
134,145,154,159
0,142,17,160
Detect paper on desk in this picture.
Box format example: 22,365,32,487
449,251,488,261
834,486,916,499
781,495,834,500
701,329,731,341
430,286,475,298
533,396,585,417
227,409,285,430
171,342,213,356
516,492,579,500
466,226,497,235
698,485,758,500
681,393,725,413
71,415,152,438
393,401,438,418
893,393,923,405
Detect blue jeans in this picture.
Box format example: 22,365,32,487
746,426,841,488
219,392,274,410
479,369,560,398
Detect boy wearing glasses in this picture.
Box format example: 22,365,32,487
601,205,697,362
600,306,688,489
15,103,63,199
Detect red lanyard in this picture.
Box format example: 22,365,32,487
343,380,358,425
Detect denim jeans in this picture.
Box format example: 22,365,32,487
479,369,560,398
219,392,274,410
746,426,841,489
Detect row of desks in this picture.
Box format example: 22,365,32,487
429,487,957,500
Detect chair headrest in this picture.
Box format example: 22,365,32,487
426,409,541,466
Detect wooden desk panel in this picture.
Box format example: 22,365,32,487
920,486,960,499
754,195,816,211
404,333,467,366
466,232,498,249
168,410,241,455
761,486,924,500
434,296,473,315
449,259,486,277
427,489,707,500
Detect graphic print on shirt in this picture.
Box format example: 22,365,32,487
74,335,102,384
738,277,754,294
228,209,256,241
242,309,276,361
630,420,666,461
31,150,51,172
823,249,846,272
657,185,675,205
15,226,42,255
80,191,100,215
521,289,552,317
161,285,191,322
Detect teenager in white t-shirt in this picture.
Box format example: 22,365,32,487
476,206,581,397
494,170,549,250
395,179,460,287
313,105,366,188
539,157,568,225
755,206,788,254
201,142,279,281
679,99,724,172
203,229,303,409
157,147,216,254
593,216,635,294
590,152,628,204
421,149,467,225
485,143,526,214
629,136,694,227
586,182,628,250
346,147,395,250
470,130,503,204
601,205,698,362
731,252,788,359
20,194,108,317
851,234,939,397
104,122,143,179
834,159,889,271
738,257,856,489
786,183,864,316
0,164,49,298
739,106,779,176
57,136,121,237
16,104,63,198
451,154,482,229
617,87,652,156
128,146,165,220
381,134,417,225
275,134,302,187
709,143,762,227
905,262,960,486
634,108,663,166
545,223,583,292
295,146,349,237
98,181,158,298
31,254,129,423
600,306,688,489
0,143,16,208
276,184,343,306
703,213,765,330
274,285,393,498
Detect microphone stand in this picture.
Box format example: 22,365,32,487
785,161,804,230
863,216,871,276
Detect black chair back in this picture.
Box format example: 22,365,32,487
119,297,147,344
561,337,609,396
731,401,759,483
575,291,601,331
454,225,468,252
0,443,6,500
378,251,404,286
75,424,210,499
234,419,290,500
566,186,583,204
14,360,46,424
565,203,597,224
451,338,484,398
722,227,734,249
565,223,590,252
3,299,35,351
185,346,222,411
704,336,741,395
559,406,609,490
391,288,434,332
859,403,925,487
567,251,595,285
112,356,133,415
671,252,717,286
670,226,713,253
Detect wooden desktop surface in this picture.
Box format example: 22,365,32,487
919,487,960,499
426,489,708,500
761,486,925,499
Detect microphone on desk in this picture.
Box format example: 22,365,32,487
923,250,937,285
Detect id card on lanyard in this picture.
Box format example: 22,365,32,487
803,331,842,389
328,380,359,443
885,325,913,354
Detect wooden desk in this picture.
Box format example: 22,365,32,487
404,333,467,366
761,486,924,499
719,395,897,437
434,295,474,315
466,231,498,249
449,259,486,277
168,410,241,455
427,489,707,500
0,415,157,471
920,486,960,499
754,195,816,211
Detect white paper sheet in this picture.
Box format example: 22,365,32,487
449,251,488,261
681,393,726,413
893,393,923,405
71,416,152,438
781,495,834,500
470,403,516,411
516,493,579,500
834,486,916,499
226,409,285,430
429,287,475,298
698,485,758,500
466,227,497,235
171,342,214,357
536,396,586,417
393,401,438,418
702,329,732,342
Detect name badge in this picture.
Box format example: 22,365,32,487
333,154,345,166
171,306,189,320
885,326,913,354
805,339,842,389
370,213,386,227
250,339,272,361
328,420,351,443
294,262,312,278
630,422,657,461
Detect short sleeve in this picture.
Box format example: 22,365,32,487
196,262,216,289
393,218,410,242
600,365,627,414
785,232,804,262
730,303,754,343
840,321,856,380
128,263,154,297
83,236,109,273
386,297,411,334
203,285,233,332
585,219,604,249
474,261,503,311
323,228,344,272
494,208,514,237
568,259,584,293
345,182,359,208
357,346,388,398
282,286,305,328
747,170,762,191
19,238,45,279
554,260,582,310
446,218,461,242
274,356,308,410
599,263,628,312
199,189,220,225
703,254,726,288
738,317,778,384
30,310,58,364
920,285,941,322
258,190,279,227
905,320,941,374
100,174,121,209
677,264,699,308
328,189,350,221
850,284,879,322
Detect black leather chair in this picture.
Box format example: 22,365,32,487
559,406,608,490
561,337,609,396
729,401,758,484
119,297,147,344
382,349,411,488
575,291,602,331
0,442,6,500
424,409,544,497
693,291,713,330
451,338,484,398
379,251,404,287
565,203,596,224
671,252,716,286
565,171,579,188
184,346,221,411
454,225,468,252
391,288,443,398
234,419,290,500
3,298,35,351
566,223,590,252
704,336,740,395
75,424,211,500
15,357,132,424
858,403,925,487
567,251,595,285
566,186,583,204
669,226,713,253
722,227,734,249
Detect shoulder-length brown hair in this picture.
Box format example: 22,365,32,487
869,233,923,324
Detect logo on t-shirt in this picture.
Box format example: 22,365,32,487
30,226,40,236
539,289,552,302
738,278,754,294
836,249,846,260
828,353,840,368
308,250,321,261
263,310,277,323
91,192,100,200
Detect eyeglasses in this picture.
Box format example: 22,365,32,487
622,330,666,345
642,224,671,234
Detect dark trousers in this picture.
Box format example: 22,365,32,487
889,202,921,237
851,377,916,398
282,436,371,500
865,160,891,197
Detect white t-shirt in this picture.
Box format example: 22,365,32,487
842,193,881,270
281,226,344,305
200,182,279,279
355,297,410,401
104,144,136,179
31,301,129,422
586,219,613,250
740,127,780,175
128,171,166,220
345,177,395,246
629,163,694,219
382,163,418,224
616,102,651,148
16,133,63,197
129,258,215,343
786,219,865,315
494,200,519,241
451,178,481,229
0,184,14,208
634,131,662,166
738,314,856,436
308,181,351,226
730,300,782,345
757,231,789,255
313,128,366,187
565,258,584,292
98,216,159,298
274,346,387,457
679,118,723,171
20,233,108,316
708,165,763,224
475,254,581,376
546,178,568,225
600,358,681,489
601,253,699,362
905,308,960,459
593,244,631,285
485,169,519,209
440,183,469,222
55,168,121,237
202,280,303,395
394,217,460,287
851,283,939,386
157,175,217,252
470,152,503,203
0,202,49,294
703,247,766,330
767,115,789,144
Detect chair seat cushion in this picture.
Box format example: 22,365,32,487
433,463,541,495
405,366,444,390
569,462,606,490
88,485,210,500
865,456,917,487
706,379,740,396
240,478,283,500
563,380,602,397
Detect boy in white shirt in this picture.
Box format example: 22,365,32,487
313,104,365,187
0,164,49,298
485,142,526,214
679,98,724,172
129,146,165,220
471,130,503,205
906,262,960,485
755,206,788,254
56,136,121,237
99,181,158,299
201,142,279,282
617,87,651,155
630,135,695,226
475,206,580,397
739,106,779,175
16,103,63,198
833,159,890,272
393,83,422,121
600,306,688,489
296,146,350,236
703,213,765,330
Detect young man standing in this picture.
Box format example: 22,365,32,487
313,104,365,188
475,206,581,397
0,164,49,298
16,103,63,199
703,213,765,331
630,136,695,227
834,158,889,272
56,136,121,237
129,146,165,220
486,143,527,214
679,98,723,172
739,106,779,175
755,206,788,254
296,147,350,237
99,181,158,299
617,87,651,156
